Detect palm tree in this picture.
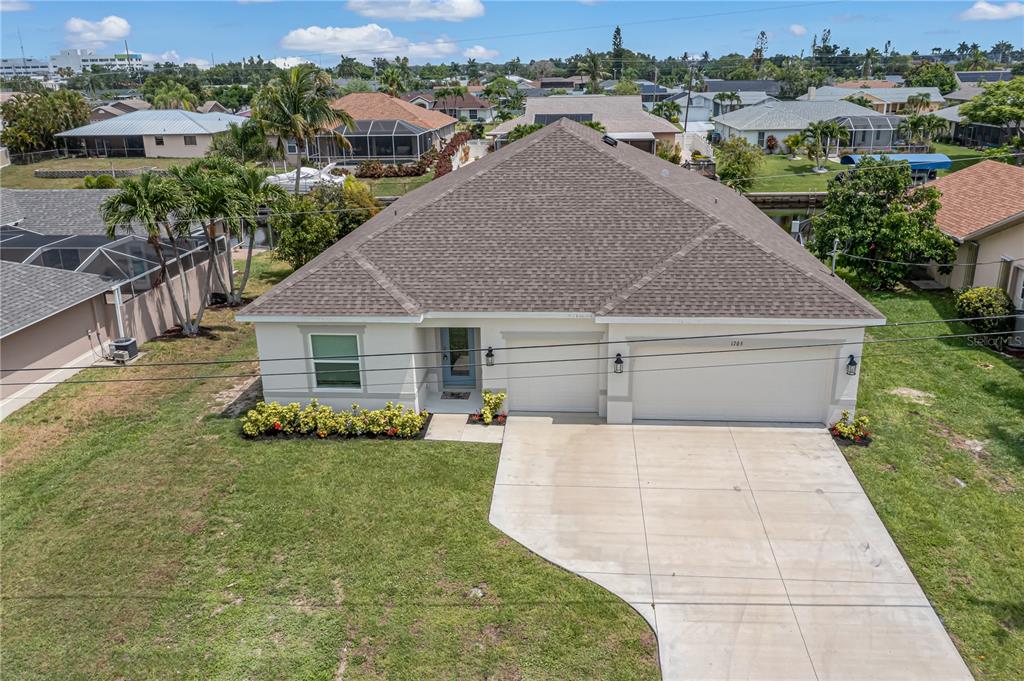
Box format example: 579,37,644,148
505,89,525,111
379,66,407,97
101,174,196,335
652,100,682,122
922,115,949,145
956,41,970,59
845,94,874,109
802,121,831,171
861,47,880,78
230,167,287,304
906,92,932,113
821,120,850,158
991,40,1014,64
152,81,199,110
576,49,609,94
783,133,804,159
207,121,280,164
433,81,467,115
898,114,927,145
713,91,741,115
252,64,354,194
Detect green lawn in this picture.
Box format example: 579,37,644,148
853,288,1024,680
0,254,657,680
361,171,435,197
0,157,184,189
745,142,983,193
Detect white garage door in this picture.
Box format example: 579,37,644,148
507,336,600,413
631,342,834,423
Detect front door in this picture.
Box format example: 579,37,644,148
440,328,477,387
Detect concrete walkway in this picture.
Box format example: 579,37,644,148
489,415,973,681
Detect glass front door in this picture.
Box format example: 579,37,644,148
440,328,477,387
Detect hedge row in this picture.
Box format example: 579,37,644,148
241,400,429,439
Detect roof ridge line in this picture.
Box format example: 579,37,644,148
596,222,725,316
348,249,421,316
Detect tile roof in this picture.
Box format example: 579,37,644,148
489,95,680,136
331,93,457,131
925,160,1024,240
242,119,880,321
712,100,877,131
0,189,118,235
799,86,945,104
56,109,248,137
0,260,112,337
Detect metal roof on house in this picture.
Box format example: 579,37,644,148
668,91,776,107
945,86,986,101
241,119,880,322
0,189,118,235
930,104,965,124
56,109,248,137
712,100,877,131
840,154,952,170
0,260,112,337
488,95,680,136
955,71,1015,84
702,79,781,96
799,86,946,104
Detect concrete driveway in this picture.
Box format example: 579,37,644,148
489,415,973,681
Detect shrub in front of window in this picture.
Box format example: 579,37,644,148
241,400,429,439
955,287,1014,334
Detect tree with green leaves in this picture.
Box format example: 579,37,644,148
101,174,198,335
506,123,544,143
898,114,928,145
483,76,515,103
903,62,957,94
576,49,609,94
810,157,955,289
378,66,407,97
713,91,741,115
715,137,764,192
861,47,880,78
960,78,1024,141
0,89,89,155
581,120,606,133
231,166,287,304
782,133,804,158
956,48,996,72
151,80,200,110
801,121,831,171
905,92,932,113
270,193,342,270
845,94,874,109
612,26,624,80
207,121,280,164
252,64,353,194
611,80,640,95
652,99,681,122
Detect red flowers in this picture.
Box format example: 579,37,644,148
273,421,282,431
387,427,398,437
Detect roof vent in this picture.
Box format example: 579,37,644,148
660,169,670,177
601,135,618,147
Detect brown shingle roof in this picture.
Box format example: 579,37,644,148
242,119,880,321
926,161,1024,240
330,92,456,131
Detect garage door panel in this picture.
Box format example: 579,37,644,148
508,337,600,413
631,343,833,423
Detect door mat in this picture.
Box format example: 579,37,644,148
441,391,471,400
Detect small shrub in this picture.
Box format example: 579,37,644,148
92,174,118,188
830,410,870,443
765,134,778,153
240,400,429,439
480,390,506,425
955,287,1014,334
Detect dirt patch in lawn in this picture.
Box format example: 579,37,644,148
889,387,936,405
929,419,1017,493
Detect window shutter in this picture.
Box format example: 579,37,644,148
961,241,979,288
996,258,1012,293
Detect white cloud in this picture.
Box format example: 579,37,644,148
345,0,483,22
0,1,32,12
64,15,131,48
270,56,314,69
959,1,1024,20
281,23,459,60
463,44,498,60
788,23,807,36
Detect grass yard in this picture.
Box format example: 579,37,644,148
0,157,184,189
0,253,658,680
361,171,435,197
853,288,1024,680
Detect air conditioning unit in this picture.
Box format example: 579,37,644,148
111,350,131,364
108,337,138,359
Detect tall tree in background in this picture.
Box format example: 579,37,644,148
151,80,200,110
0,90,89,155
903,62,958,94
379,66,407,97
861,47,880,78
961,78,1024,141
231,167,287,304
576,49,609,93
611,26,624,80
752,31,768,75
207,121,280,164
906,92,932,113
252,64,353,194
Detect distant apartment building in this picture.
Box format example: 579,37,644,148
49,49,155,74
0,57,52,79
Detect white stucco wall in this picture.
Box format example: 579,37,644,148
929,222,1024,294
713,123,803,151
142,133,215,158
251,316,872,425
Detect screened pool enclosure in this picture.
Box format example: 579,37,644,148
309,119,441,165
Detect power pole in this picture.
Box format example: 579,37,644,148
681,64,695,133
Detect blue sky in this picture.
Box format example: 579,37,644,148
1,1,1021,68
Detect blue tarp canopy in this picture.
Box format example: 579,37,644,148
840,153,952,170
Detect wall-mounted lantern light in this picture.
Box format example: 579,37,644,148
613,353,624,374
846,354,858,376
485,347,495,366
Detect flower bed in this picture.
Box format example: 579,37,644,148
829,410,871,446
241,400,430,439
468,389,507,426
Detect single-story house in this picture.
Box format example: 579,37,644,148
402,91,496,122
799,86,945,114
89,105,123,122
925,161,1024,300
832,79,897,89
599,80,676,109
90,97,152,122
56,109,249,158
238,119,883,425
665,90,777,123
931,104,1016,147
0,189,222,415
487,95,680,152
197,100,229,114
829,114,903,152
538,76,588,91
712,100,877,152
955,70,1015,85
702,79,782,97
944,86,985,104
307,92,457,165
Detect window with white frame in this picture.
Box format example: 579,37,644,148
310,334,361,388
286,140,298,154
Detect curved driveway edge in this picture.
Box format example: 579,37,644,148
489,414,973,681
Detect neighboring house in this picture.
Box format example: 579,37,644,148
665,90,777,123
538,76,588,91
599,80,677,109
307,92,458,165
487,95,680,153
238,119,882,425
925,161,1024,302
702,79,782,97
829,114,903,152
832,79,898,89
197,100,229,114
712,100,877,152
89,98,152,122
55,109,249,158
944,86,985,104
799,86,945,114
955,70,1015,85
931,104,1015,147
89,105,124,122
0,189,222,415
402,91,496,122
